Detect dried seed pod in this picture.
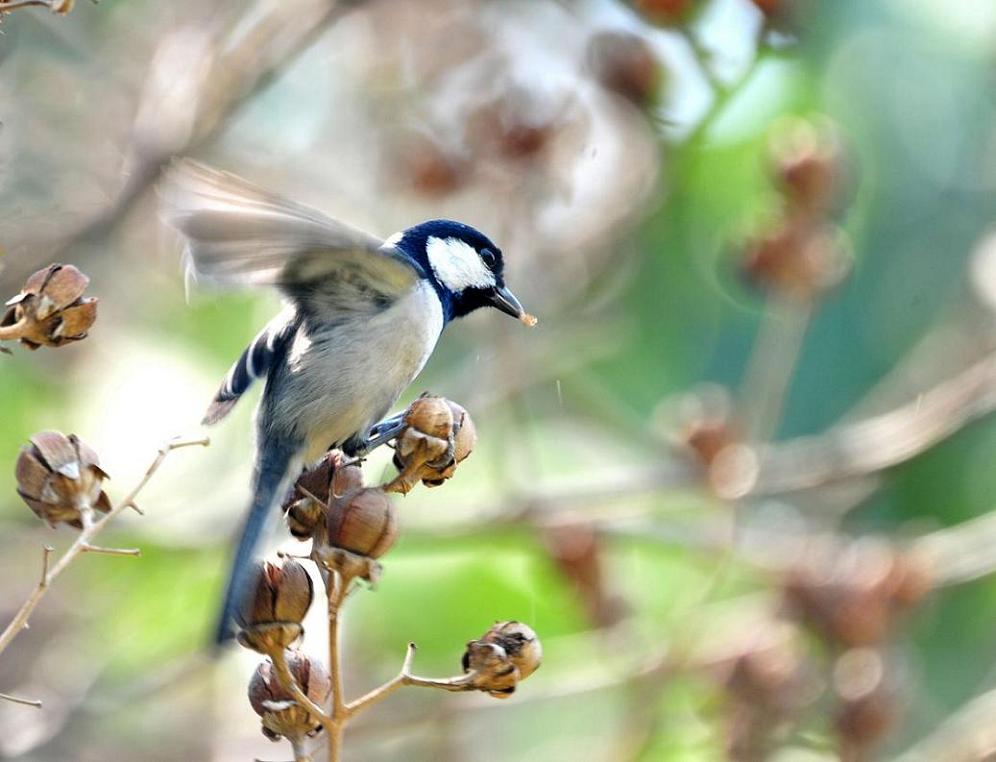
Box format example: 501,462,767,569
16,431,111,528
586,30,662,107
462,621,542,698
421,401,477,487
1,264,97,350
387,396,479,493
236,559,313,654
325,487,397,559
330,463,364,497
282,452,365,539
477,621,542,680
285,496,324,540
249,652,331,743
405,394,454,440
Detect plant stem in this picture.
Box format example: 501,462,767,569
326,570,350,762
0,691,42,708
0,435,209,659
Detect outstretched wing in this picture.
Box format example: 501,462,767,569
159,160,421,307
161,161,424,424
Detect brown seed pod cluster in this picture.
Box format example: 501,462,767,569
1,264,97,350
236,559,314,654
282,451,348,539
16,431,111,528
249,651,331,743
718,636,815,761
387,395,477,494
461,621,542,698
740,119,852,301
781,539,933,648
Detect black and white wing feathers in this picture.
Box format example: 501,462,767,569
203,306,298,425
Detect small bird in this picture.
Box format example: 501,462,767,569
160,161,533,644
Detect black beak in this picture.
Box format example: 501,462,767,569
488,285,525,319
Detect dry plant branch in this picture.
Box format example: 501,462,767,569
0,435,209,670
0,0,73,16
743,350,996,497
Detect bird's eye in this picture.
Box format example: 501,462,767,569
480,249,497,268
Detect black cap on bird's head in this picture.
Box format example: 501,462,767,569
388,219,533,324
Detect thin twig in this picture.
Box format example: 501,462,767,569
0,435,209,659
345,643,418,718
80,544,141,557
0,0,51,12
0,690,43,708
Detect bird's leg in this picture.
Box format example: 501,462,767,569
353,413,407,457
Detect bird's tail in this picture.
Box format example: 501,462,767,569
213,439,299,646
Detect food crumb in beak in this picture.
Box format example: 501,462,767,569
520,313,538,327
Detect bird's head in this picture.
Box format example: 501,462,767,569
387,220,530,323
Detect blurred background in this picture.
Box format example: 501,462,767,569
2,0,996,759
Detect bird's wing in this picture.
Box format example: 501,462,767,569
159,160,420,300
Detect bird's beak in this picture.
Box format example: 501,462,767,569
488,285,525,319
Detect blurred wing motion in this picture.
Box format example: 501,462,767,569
159,160,423,425
159,159,420,296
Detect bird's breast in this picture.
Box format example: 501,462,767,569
271,281,444,461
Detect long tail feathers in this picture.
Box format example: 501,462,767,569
213,439,299,646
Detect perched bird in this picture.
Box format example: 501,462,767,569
160,161,532,644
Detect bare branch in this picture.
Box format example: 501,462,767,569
0,435,209,658
0,690,42,708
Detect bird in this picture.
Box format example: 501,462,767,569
159,160,533,645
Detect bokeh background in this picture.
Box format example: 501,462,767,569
2,0,996,759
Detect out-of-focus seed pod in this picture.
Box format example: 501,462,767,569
782,540,928,648
16,431,111,528
544,523,625,628
249,652,331,743
461,621,542,698
740,221,851,301
586,30,662,108
324,487,397,559
632,0,696,25
465,89,560,164
236,559,313,654
770,120,847,220
392,132,468,198
1,264,97,350
833,648,896,754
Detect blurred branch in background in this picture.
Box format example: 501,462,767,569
2,0,358,286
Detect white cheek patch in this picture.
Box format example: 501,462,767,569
426,235,496,292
